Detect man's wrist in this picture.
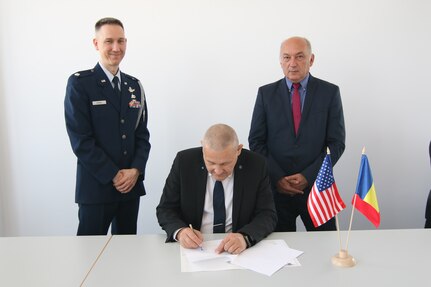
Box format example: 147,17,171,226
240,233,254,248
173,227,185,242
131,168,140,176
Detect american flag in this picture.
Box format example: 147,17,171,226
307,154,346,227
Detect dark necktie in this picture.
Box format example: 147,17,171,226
112,76,121,97
292,83,301,135
213,181,226,233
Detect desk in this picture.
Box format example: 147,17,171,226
0,230,429,286
84,229,430,287
0,236,110,287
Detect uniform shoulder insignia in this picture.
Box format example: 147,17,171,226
72,69,95,78
122,73,139,82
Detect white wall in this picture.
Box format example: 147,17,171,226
0,0,430,236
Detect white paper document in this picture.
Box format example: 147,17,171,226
181,239,242,272
231,239,303,276
180,239,303,276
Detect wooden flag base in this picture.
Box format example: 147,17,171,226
331,249,356,267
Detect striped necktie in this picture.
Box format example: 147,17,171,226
213,181,226,233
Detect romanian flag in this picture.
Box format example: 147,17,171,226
352,153,380,228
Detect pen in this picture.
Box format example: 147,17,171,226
189,224,203,251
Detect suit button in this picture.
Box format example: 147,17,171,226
122,134,126,139
123,151,128,156
120,119,125,124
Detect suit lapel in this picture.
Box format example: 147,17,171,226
94,64,121,113
120,72,130,116
301,74,316,128
232,154,245,231
120,73,146,120
278,79,297,137
195,153,208,229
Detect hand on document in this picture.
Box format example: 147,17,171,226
181,239,303,276
215,233,247,255
178,226,246,255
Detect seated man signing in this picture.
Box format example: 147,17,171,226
156,123,277,254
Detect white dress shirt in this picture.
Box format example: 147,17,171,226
173,172,234,240
200,173,234,233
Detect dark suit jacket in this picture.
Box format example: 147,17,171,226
156,148,277,243
248,74,345,192
65,63,151,204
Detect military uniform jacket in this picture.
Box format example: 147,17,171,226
65,63,151,204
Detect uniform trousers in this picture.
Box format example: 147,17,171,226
77,198,140,235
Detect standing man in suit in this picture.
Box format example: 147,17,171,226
248,37,345,232
157,124,277,254
65,17,151,235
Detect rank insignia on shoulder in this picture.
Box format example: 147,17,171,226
73,69,94,78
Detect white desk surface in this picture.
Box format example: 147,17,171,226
84,229,430,287
0,235,110,287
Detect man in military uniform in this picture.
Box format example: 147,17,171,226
64,17,151,235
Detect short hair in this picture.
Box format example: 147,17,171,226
202,124,239,151
95,17,124,32
302,37,312,54
280,36,312,55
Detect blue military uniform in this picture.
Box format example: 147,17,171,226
65,63,151,234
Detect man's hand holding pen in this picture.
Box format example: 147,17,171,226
177,224,248,255
177,225,204,249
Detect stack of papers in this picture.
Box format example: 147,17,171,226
181,239,303,276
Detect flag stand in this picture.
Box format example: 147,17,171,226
333,188,358,268
307,147,351,267
331,214,356,267
331,249,356,267
328,147,379,268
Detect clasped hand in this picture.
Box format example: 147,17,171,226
277,173,308,196
113,168,139,193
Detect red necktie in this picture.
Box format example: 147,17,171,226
292,83,301,135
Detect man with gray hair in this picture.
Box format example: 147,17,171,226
157,124,277,254
249,36,345,232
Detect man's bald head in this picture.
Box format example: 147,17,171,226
201,124,242,181
202,124,239,151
